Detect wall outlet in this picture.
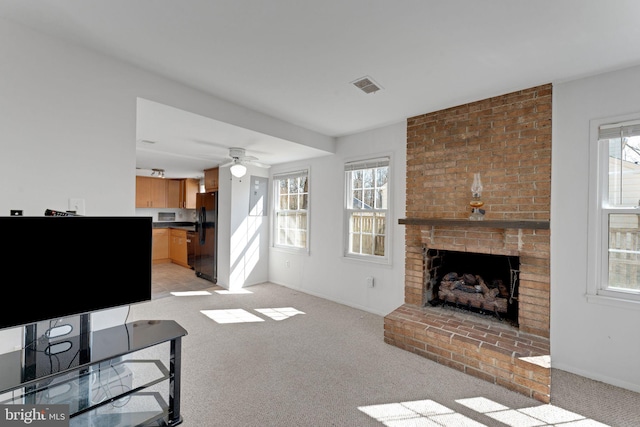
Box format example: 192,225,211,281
366,276,374,288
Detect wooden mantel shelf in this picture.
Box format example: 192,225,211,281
398,218,550,230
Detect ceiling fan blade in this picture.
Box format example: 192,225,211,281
219,160,235,167
247,160,271,168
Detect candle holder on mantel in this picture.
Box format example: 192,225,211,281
469,173,485,221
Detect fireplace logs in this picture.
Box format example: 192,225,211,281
438,272,508,314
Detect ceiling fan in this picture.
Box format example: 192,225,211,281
220,147,270,178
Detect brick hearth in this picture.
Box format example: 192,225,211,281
385,305,550,401
385,84,552,402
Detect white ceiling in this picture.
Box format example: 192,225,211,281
2,0,640,178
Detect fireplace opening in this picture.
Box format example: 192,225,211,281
424,248,519,324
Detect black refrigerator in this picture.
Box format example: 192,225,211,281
194,192,217,283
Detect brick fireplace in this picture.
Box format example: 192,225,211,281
384,85,552,402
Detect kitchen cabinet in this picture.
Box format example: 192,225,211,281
170,228,189,268
204,167,219,192
166,179,182,208
180,178,200,209
152,228,170,263
136,176,167,208
136,175,199,209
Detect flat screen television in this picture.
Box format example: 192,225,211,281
1,216,152,331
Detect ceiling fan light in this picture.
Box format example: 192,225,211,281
230,163,247,178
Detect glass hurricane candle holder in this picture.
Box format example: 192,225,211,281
469,173,485,221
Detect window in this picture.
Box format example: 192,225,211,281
590,119,640,303
344,157,389,261
273,170,308,250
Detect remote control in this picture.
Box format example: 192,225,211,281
44,209,78,217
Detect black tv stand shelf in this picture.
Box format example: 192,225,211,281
0,319,187,427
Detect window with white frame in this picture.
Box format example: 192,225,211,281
592,119,640,302
273,170,308,250
344,157,389,261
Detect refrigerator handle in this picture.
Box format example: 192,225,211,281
199,207,206,244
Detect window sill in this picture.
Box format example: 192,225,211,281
342,254,391,267
271,245,309,255
585,293,640,311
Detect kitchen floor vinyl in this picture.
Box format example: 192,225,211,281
152,262,219,299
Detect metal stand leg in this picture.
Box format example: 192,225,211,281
168,337,183,426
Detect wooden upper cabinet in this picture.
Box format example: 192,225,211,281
204,167,219,192
137,177,200,209
136,176,168,208
181,178,200,209
166,179,182,208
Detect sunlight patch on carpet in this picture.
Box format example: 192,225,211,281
358,400,483,426
254,307,305,321
170,291,212,296
456,397,608,427
201,309,264,324
215,289,253,294
359,397,610,426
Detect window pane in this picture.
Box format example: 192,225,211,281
376,167,388,188
289,194,298,210
351,233,361,253
279,195,288,210
608,213,640,292
352,170,363,189
608,136,640,207
363,189,374,209
361,213,373,233
375,214,386,234
363,169,374,188
351,214,361,232
352,189,363,209
286,213,297,229
289,178,299,194
374,235,385,256
279,180,288,193
361,234,373,255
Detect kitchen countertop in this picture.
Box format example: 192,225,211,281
153,222,196,232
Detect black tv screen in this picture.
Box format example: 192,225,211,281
1,216,152,331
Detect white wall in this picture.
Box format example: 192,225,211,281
552,64,640,393
268,122,407,316
217,165,270,289
0,18,331,351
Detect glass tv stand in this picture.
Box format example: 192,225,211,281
0,319,187,426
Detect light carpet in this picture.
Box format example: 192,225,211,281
124,281,640,427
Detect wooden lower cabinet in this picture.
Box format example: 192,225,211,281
152,228,170,263
170,229,189,268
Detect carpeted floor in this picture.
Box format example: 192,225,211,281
122,263,640,426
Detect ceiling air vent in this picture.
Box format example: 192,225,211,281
351,76,382,94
